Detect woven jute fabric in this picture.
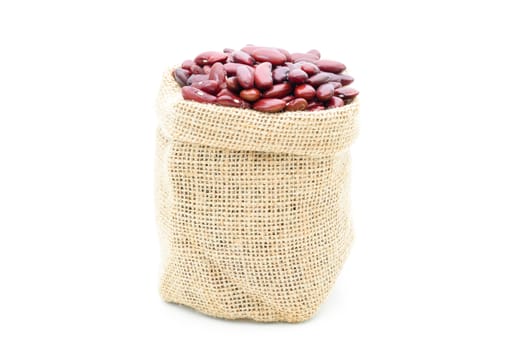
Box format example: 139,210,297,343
155,68,359,322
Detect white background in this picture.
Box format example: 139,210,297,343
1,0,524,349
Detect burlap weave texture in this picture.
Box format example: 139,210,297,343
155,69,359,322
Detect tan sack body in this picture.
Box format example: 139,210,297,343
155,69,359,322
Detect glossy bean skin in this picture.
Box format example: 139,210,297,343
224,62,243,75
216,94,250,108
253,98,286,113
327,96,345,108
194,51,228,65
237,65,255,89
329,82,343,89
232,51,256,65
186,73,209,85
173,68,190,86
190,64,205,74
262,82,292,99
203,65,211,74
181,60,194,70
252,48,287,65
338,74,354,86
291,52,318,63
240,88,261,102
288,69,308,84
226,76,240,91
307,72,334,86
335,86,359,99
217,88,238,98
254,62,273,90
294,84,316,100
315,59,346,73
307,105,325,111
285,98,308,111
282,95,294,103
191,80,220,95
223,48,235,53
316,83,335,101
209,62,226,84
181,86,217,103
272,66,289,83
299,61,320,76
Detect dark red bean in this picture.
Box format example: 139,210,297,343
307,49,321,59
191,80,220,95
253,98,286,113
237,65,254,89
190,64,205,74
335,86,359,99
329,82,343,89
252,48,287,65
307,72,333,86
194,51,228,65
173,68,190,86
285,98,308,111
217,88,238,98
254,62,273,90
240,45,260,55
223,48,235,53
272,66,290,83
315,59,346,73
203,65,211,74
299,61,320,76
181,86,217,103
291,52,318,63
338,74,354,86
288,69,308,84
294,84,316,100
182,60,194,70
327,96,345,109
224,62,243,75
216,94,250,108
186,74,209,85
263,82,292,99
277,48,292,62
316,83,334,101
232,51,256,65
209,62,226,84
307,105,325,111
282,95,294,103
226,76,240,91
240,88,261,102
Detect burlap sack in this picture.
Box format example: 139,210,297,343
155,69,359,322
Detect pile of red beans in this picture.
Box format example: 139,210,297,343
172,45,359,113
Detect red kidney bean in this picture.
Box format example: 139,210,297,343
299,61,320,76
291,52,318,63
288,69,308,84
226,76,240,91
254,62,273,90
240,88,261,102
223,48,235,53
194,51,228,65
338,74,354,85
307,104,325,111
315,59,346,73
277,48,292,62
203,65,211,74
253,98,286,113
294,84,316,100
224,62,243,75
182,60,194,70
329,82,343,89
232,51,256,65
285,98,308,111
217,94,250,108
282,95,294,103
186,73,209,85
237,65,255,89
316,83,334,101
190,64,205,74
335,86,359,99
252,48,287,65
173,68,190,86
209,62,226,84
307,72,333,86
263,82,292,99
307,49,321,59
181,86,217,103
217,88,238,98
272,66,289,83
240,45,260,55
327,96,345,108
191,80,220,95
